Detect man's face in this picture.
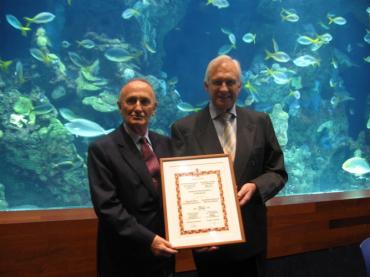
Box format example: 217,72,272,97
204,60,241,112
118,80,157,134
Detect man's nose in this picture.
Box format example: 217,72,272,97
133,100,144,110
219,82,229,91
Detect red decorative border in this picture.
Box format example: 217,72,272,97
175,168,229,235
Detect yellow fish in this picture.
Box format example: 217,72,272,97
0,59,13,72
280,8,299,23
327,14,347,25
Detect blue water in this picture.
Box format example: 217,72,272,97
0,0,369,210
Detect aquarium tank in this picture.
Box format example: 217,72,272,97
0,0,369,211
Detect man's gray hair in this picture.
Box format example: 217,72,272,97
203,55,242,83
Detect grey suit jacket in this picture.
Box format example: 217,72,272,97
171,106,287,260
88,124,172,276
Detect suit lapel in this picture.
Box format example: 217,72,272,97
234,108,255,185
149,132,167,159
193,107,224,154
115,125,159,199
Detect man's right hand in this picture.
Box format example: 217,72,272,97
151,235,178,257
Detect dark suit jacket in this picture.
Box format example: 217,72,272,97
171,106,288,261
88,125,172,276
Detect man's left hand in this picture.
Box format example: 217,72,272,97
151,235,178,257
237,182,257,206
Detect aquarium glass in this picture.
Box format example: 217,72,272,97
0,0,369,211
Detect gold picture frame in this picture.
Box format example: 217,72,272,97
160,154,245,249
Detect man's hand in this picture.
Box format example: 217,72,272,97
151,235,178,257
237,182,257,206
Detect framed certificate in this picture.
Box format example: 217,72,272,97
160,154,245,249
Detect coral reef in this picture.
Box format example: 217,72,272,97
0,88,90,207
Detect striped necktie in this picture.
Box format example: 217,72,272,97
139,137,160,191
221,113,236,161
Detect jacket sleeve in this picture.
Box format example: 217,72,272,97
250,113,288,202
171,122,188,157
87,142,156,247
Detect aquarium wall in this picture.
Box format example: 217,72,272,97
0,0,369,211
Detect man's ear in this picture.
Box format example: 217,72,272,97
117,101,121,110
204,81,209,91
153,102,158,115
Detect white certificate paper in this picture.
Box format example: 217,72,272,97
160,154,245,249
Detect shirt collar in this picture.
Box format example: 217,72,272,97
123,123,151,145
209,102,237,120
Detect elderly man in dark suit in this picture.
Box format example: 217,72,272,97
171,55,288,277
88,79,178,277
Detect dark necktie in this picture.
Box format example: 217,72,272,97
139,137,160,191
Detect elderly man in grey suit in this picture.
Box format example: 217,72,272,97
88,79,178,277
171,55,288,277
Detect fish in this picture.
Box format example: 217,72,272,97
30,48,48,63
320,33,333,43
61,40,71,48
68,51,86,67
218,44,235,55
64,118,114,137
330,58,338,69
59,108,79,122
297,33,332,52
176,102,201,113
364,30,370,44
364,56,370,63
265,50,291,63
77,39,95,49
6,14,31,36
329,78,337,88
121,8,140,19
289,90,301,100
104,47,134,62
0,59,13,71
327,14,346,25
24,12,56,24
206,0,229,9
280,8,299,23
15,61,25,84
296,35,318,45
228,33,236,45
330,94,354,108
244,93,257,106
272,71,290,85
293,55,320,67
316,120,333,133
143,40,157,54
242,33,256,44
30,48,59,64
244,80,258,94
342,157,370,176
265,39,290,63
80,68,103,82
318,21,330,30
221,28,236,45
33,103,55,115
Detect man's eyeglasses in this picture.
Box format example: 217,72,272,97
210,79,238,87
